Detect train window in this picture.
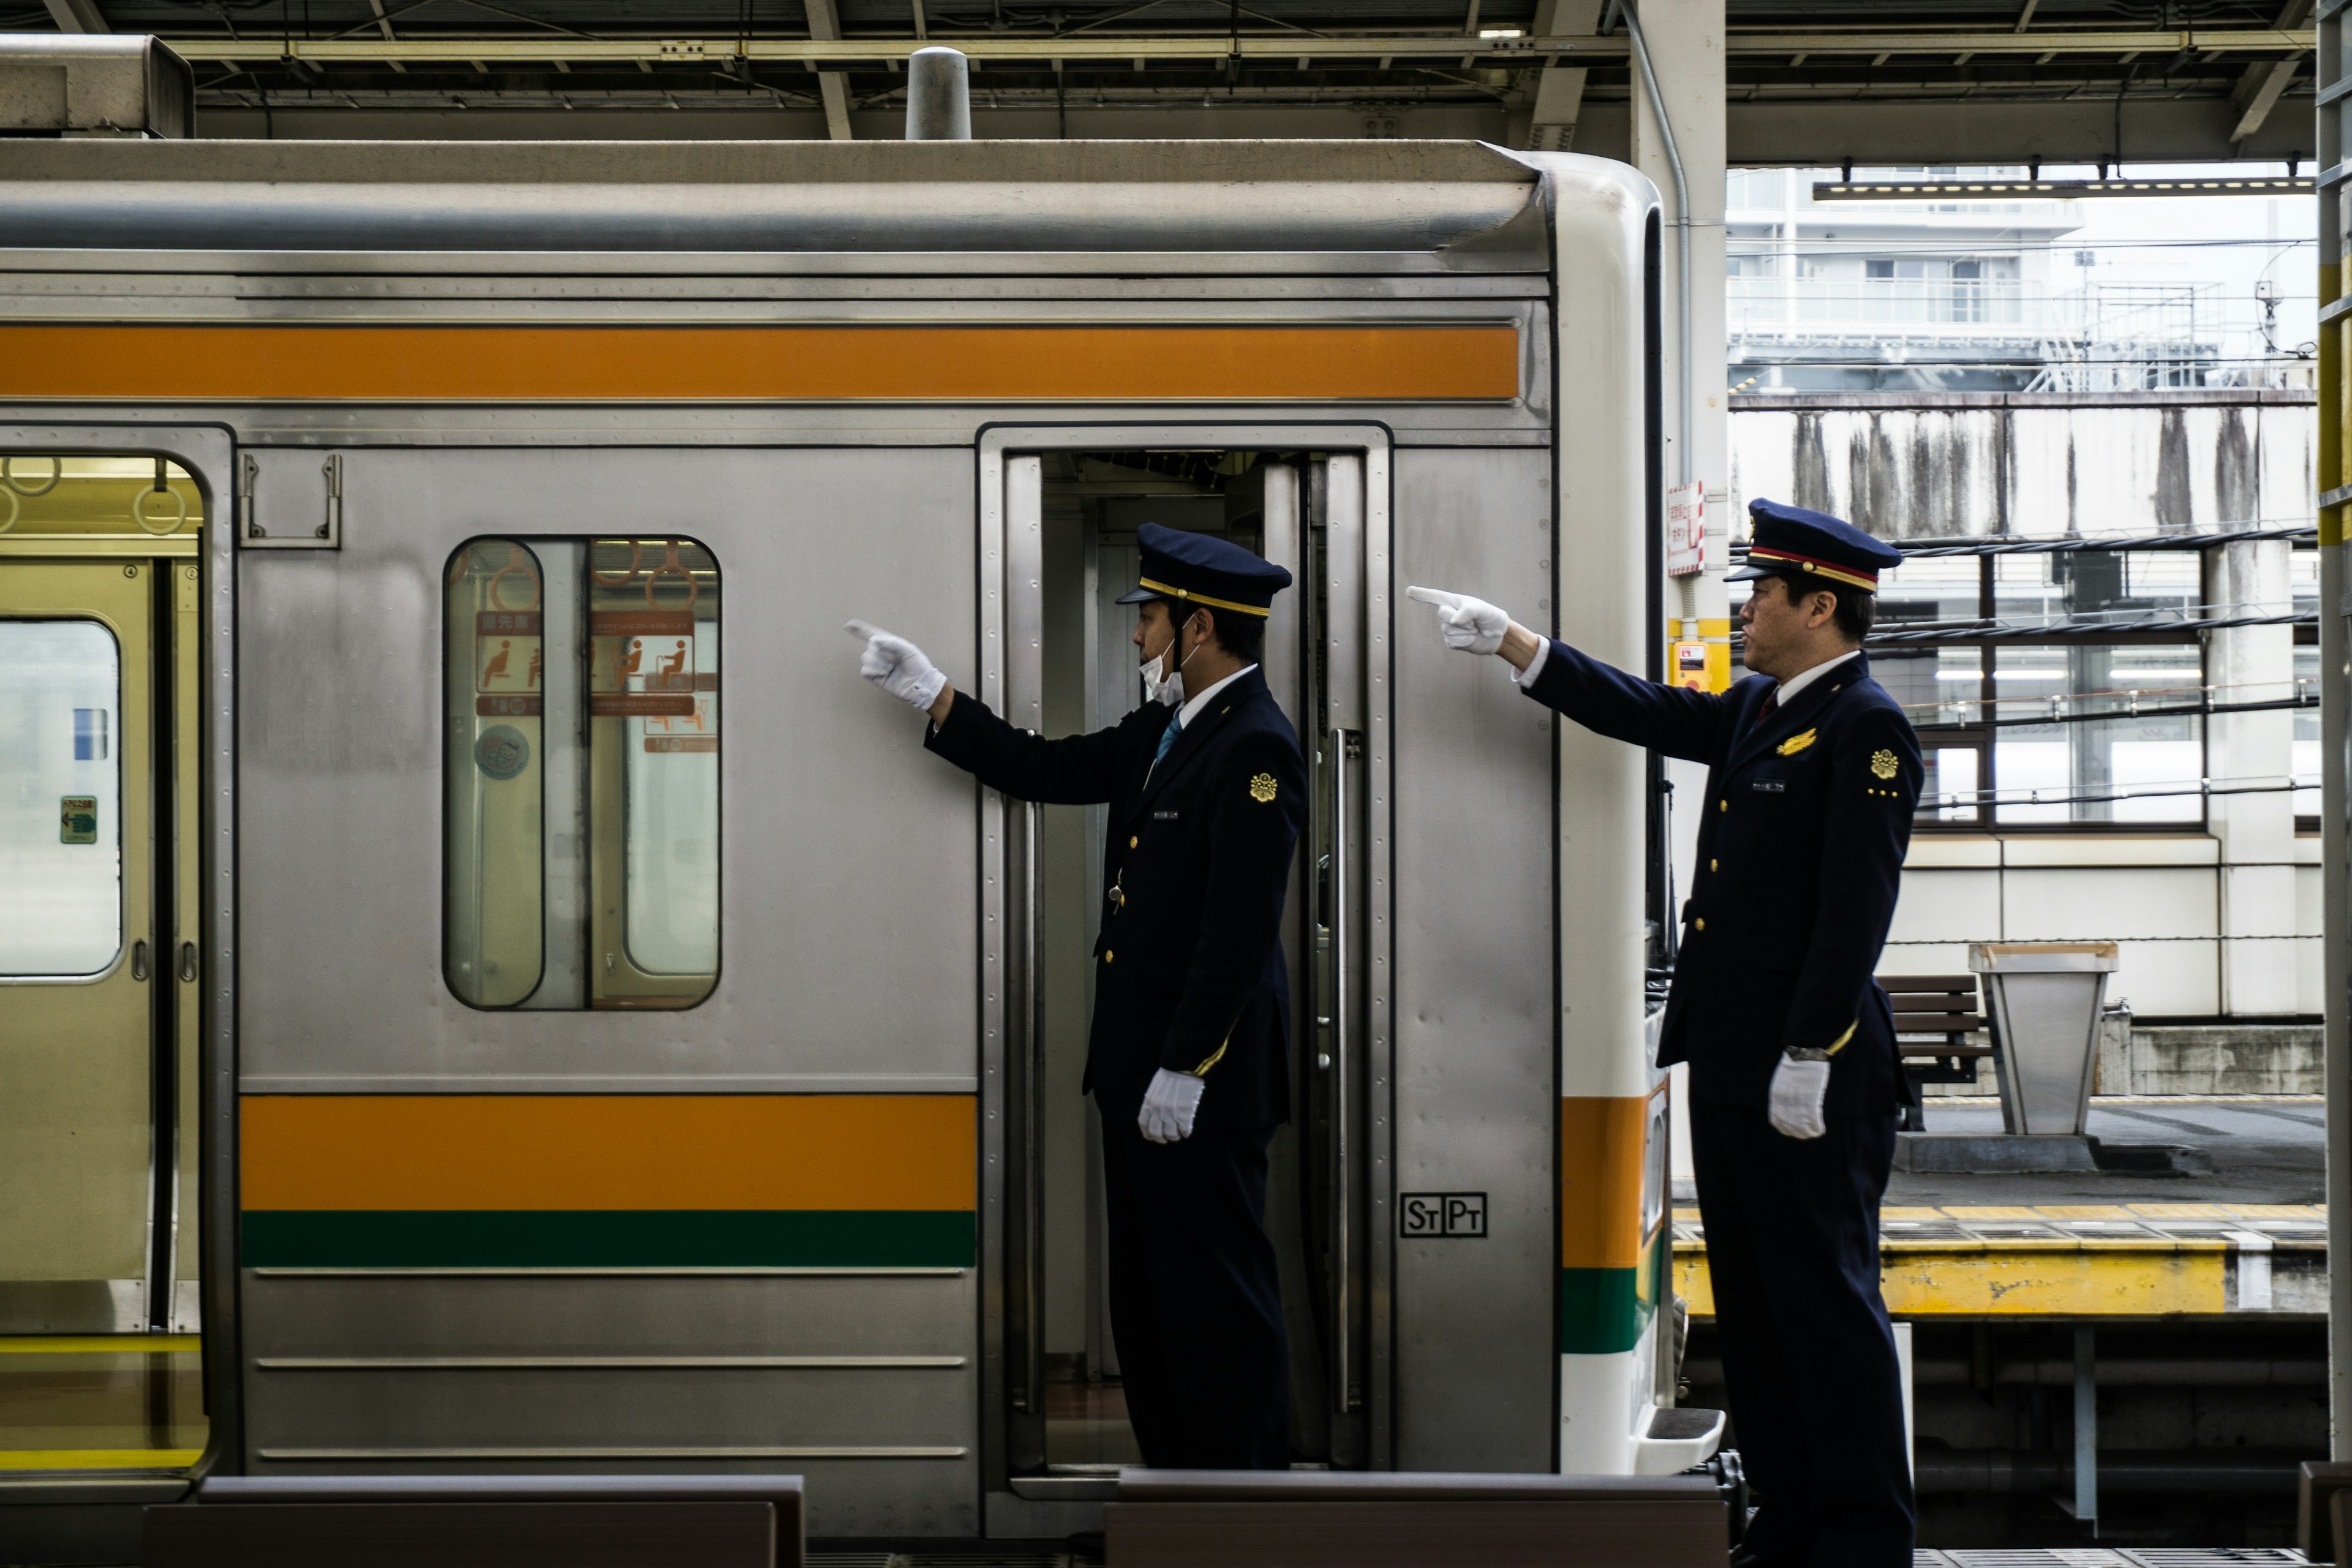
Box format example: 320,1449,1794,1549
0,620,123,976
444,537,720,1010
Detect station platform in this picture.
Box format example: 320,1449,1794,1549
1675,1096,2327,1318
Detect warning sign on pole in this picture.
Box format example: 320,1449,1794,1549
1665,483,1706,578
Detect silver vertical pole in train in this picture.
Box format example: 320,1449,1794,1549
1022,795,1044,1420
1323,453,1366,1417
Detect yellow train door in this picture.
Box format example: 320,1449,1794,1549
0,459,204,1471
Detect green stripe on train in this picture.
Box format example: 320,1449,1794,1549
240,1210,976,1270
1559,1230,1666,1355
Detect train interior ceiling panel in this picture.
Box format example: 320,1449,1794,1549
0,134,1687,1544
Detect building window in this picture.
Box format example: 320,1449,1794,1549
1798,548,2215,831
443,537,720,1010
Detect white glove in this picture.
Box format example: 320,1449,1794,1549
1405,586,1510,656
1138,1068,1205,1144
845,619,948,712
1766,1055,1831,1140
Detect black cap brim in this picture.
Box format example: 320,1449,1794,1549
1725,562,1786,582
1114,586,1165,606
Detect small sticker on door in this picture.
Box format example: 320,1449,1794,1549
474,725,532,782
1400,1192,1487,1238
59,796,97,844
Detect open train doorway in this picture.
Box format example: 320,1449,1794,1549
992,440,1381,1505
0,456,208,1473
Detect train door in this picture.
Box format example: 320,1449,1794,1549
987,432,1384,1521
0,457,206,1470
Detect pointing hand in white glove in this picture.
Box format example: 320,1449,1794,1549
1766,1053,1831,1140
845,620,949,714
1137,1068,1205,1144
1406,586,1510,657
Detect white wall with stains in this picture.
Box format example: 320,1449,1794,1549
1730,391,2315,540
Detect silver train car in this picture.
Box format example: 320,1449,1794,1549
0,130,1709,1539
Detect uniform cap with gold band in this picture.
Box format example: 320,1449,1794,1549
1728,499,1902,594
1115,521,1294,618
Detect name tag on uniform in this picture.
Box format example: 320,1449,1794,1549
1751,778,1786,793
1153,809,1180,820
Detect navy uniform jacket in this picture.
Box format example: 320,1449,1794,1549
1524,643,1923,1114
925,666,1307,1132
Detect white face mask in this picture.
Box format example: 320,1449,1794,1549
1138,612,1203,707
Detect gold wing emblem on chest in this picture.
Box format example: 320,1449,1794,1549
1775,728,1817,757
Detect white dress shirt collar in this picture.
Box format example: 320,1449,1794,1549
1774,647,1862,707
1177,663,1257,728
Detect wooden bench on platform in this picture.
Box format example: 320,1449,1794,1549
1882,973,1995,1128
1106,1468,1728,1567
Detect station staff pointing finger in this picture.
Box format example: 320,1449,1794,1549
1410,501,1922,1568
848,523,1306,1471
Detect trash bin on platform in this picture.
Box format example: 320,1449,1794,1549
1967,942,2120,1137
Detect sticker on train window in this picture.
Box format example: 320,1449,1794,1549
443,537,720,1011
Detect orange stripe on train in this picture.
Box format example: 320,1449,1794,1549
241,1094,975,1213
0,325,1521,403
1558,1091,1664,1272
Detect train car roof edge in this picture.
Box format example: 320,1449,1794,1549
0,138,1598,262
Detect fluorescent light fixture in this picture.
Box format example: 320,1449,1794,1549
1814,176,2313,202
1477,28,1523,37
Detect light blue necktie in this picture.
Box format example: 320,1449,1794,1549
1152,712,1184,768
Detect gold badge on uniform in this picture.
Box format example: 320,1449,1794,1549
1775,728,1817,757
1249,772,1278,803
1870,749,1899,780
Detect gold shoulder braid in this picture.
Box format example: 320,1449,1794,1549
1249,772,1278,803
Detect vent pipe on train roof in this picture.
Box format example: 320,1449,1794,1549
905,47,973,141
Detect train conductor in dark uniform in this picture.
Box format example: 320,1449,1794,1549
1409,501,1921,1568
846,523,1305,1471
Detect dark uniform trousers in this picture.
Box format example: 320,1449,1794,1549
1520,639,1918,1568
922,668,1305,1471
1691,1099,1909,1567
1101,1125,1289,1469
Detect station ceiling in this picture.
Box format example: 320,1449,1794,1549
12,0,2317,163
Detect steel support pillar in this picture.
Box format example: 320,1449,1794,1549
1626,0,1732,1038
2323,0,2350,1465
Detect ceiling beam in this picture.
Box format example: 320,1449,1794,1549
802,0,854,140
183,94,2321,165
155,28,2314,67
2230,0,2314,140
42,0,107,31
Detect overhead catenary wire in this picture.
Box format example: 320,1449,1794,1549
1922,775,2315,811
1727,524,2318,558
1907,685,2318,732
1892,527,2317,556
1868,609,2313,644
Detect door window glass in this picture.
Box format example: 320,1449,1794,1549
0,620,122,976
444,537,720,1010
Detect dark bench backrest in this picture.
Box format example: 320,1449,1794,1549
1879,974,1991,1060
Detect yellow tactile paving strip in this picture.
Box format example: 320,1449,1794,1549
1672,1204,2328,1318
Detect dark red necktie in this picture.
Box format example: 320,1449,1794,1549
1758,688,1779,720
